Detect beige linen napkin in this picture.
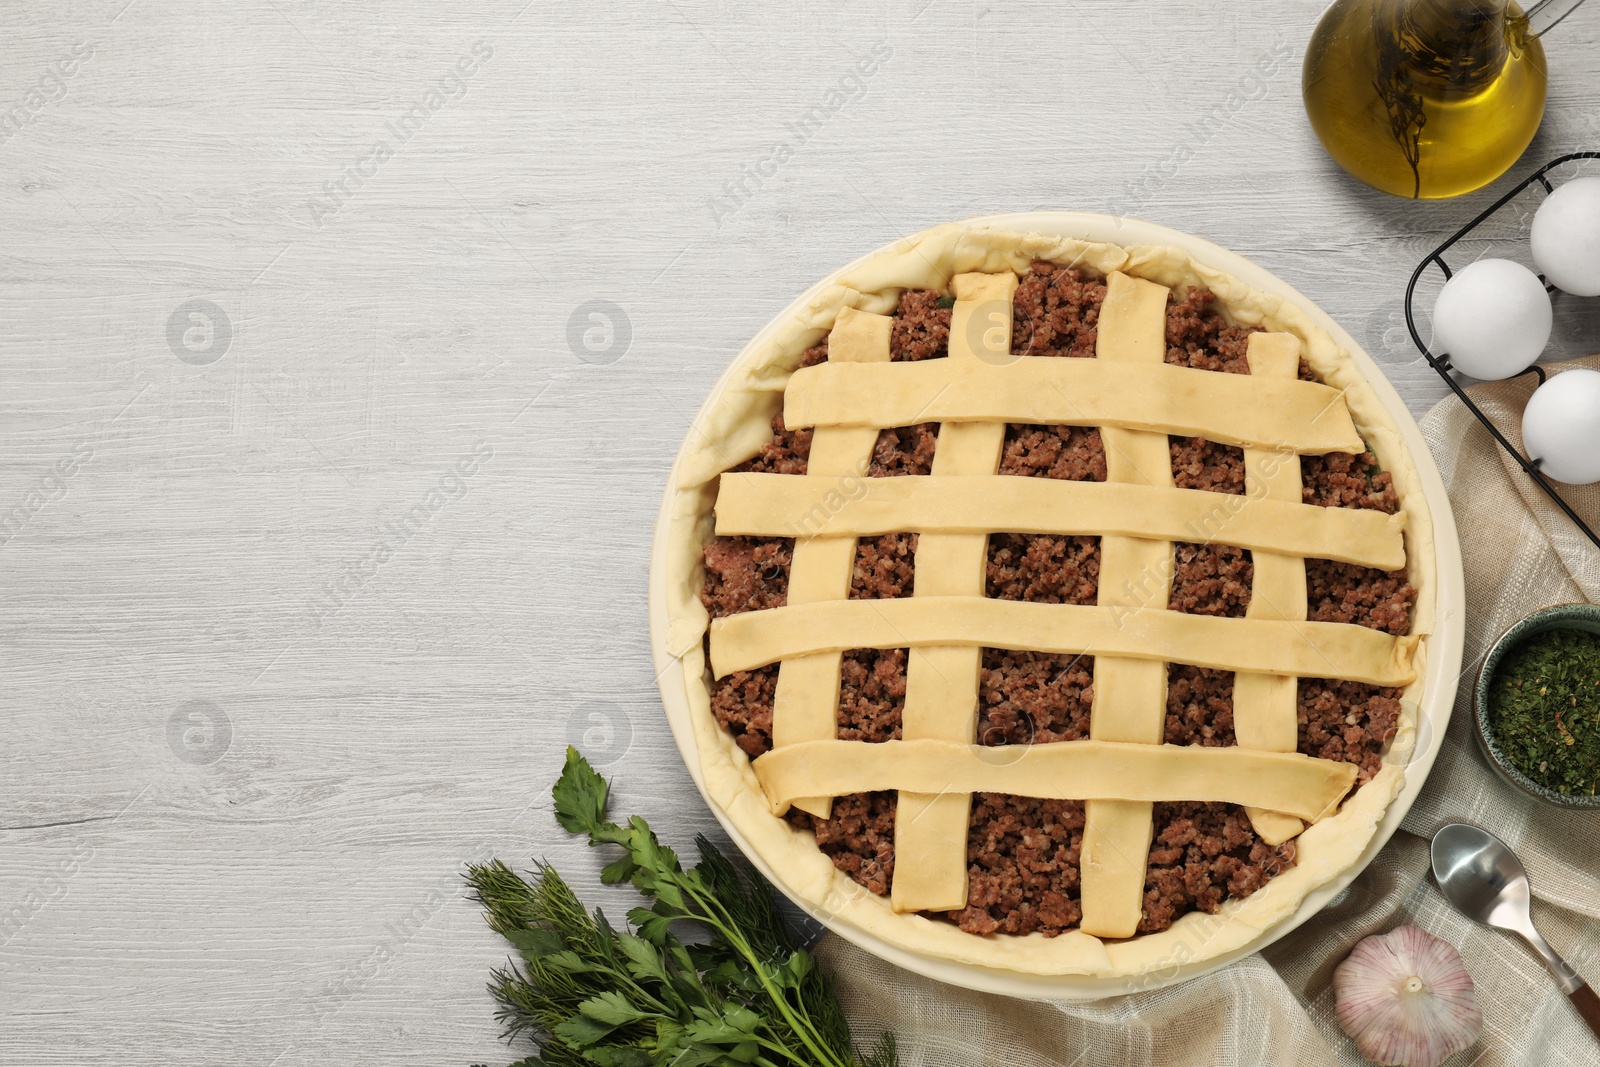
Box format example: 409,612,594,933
818,363,1600,1066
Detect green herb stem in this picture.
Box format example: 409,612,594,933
678,880,847,1067
468,747,897,1067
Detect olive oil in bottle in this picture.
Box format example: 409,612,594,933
1303,0,1581,199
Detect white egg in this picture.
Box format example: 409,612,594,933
1430,258,1552,379
1531,175,1600,298
1522,369,1600,484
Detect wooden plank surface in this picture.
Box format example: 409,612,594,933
1,1,1597,1064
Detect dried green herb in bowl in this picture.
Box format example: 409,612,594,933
1475,604,1600,810
1488,628,1600,796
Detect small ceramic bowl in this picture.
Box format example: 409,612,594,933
1474,603,1600,811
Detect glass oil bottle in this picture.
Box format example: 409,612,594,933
1303,0,1586,198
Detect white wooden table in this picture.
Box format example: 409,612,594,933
3,2,1597,1064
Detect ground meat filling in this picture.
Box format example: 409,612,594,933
738,413,812,476
1301,449,1398,511
1298,680,1403,784
699,268,1418,937
986,533,1100,604
1140,803,1297,934
705,292,948,765
1300,445,1414,783
837,649,908,742
1164,410,1254,760
1166,289,1256,374
1169,542,1253,618
735,404,937,484
751,290,947,893
990,420,1105,604
1165,666,1237,747
1000,424,1107,481
990,265,1109,605
1171,437,1246,494
713,646,909,762
1307,559,1412,635
852,534,917,599
700,532,791,761
870,424,939,477
802,791,897,897
1162,300,1256,770
890,290,952,362
949,795,1087,937
709,666,778,761
701,536,792,618
1011,262,1107,358
978,650,1094,746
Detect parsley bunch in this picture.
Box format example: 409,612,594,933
468,748,898,1067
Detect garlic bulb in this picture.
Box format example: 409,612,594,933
1333,925,1483,1067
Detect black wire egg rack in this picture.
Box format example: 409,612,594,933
1404,150,1600,549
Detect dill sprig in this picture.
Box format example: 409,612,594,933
468,747,899,1067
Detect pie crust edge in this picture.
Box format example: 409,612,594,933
657,222,1435,978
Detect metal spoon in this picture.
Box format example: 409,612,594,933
1431,822,1600,1041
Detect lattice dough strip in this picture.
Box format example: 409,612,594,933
710,598,1420,685
769,306,893,819
1235,331,1313,846
752,739,1359,823
784,358,1365,454
891,270,1018,914
714,473,1405,568
1080,271,1174,941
